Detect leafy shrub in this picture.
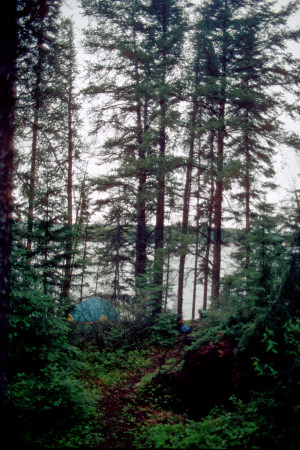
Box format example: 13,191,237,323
69,313,156,351
136,373,183,412
248,318,300,450
69,311,180,351
5,271,99,447
81,347,152,387
7,363,98,447
148,312,180,346
133,396,263,449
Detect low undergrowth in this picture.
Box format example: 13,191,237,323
133,396,263,449
7,308,299,449
81,346,153,388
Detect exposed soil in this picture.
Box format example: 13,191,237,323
95,340,189,449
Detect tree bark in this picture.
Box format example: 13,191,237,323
211,5,228,303
177,100,198,316
63,32,74,299
27,1,49,254
244,109,251,273
211,107,225,302
0,0,17,420
80,223,89,301
153,97,166,315
27,100,40,254
203,132,215,310
192,140,204,319
135,63,147,287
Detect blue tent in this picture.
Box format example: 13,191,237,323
70,297,118,322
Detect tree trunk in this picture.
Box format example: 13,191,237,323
27,8,45,255
132,23,148,289
192,143,203,319
0,0,17,420
43,188,49,294
192,223,200,320
203,132,215,309
71,167,88,281
80,223,89,301
135,94,147,286
153,98,166,315
27,106,40,254
244,109,251,272
211,12,228,303
211,115,224,302
112,211,121,306
164,247,171,312
63,45,74,299
177,100,198,316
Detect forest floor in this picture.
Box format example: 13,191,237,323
92,335,192,448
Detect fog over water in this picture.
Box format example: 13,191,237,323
172,246,234,319
81,246,234,321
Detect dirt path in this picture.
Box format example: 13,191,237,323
95,343,187,448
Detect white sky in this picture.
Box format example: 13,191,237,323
61,0,300,208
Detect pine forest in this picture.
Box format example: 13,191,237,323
1,0,300,448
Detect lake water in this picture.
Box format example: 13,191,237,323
166,247,234,319
81,246,234,320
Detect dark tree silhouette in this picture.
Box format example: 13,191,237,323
0,0,17,419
